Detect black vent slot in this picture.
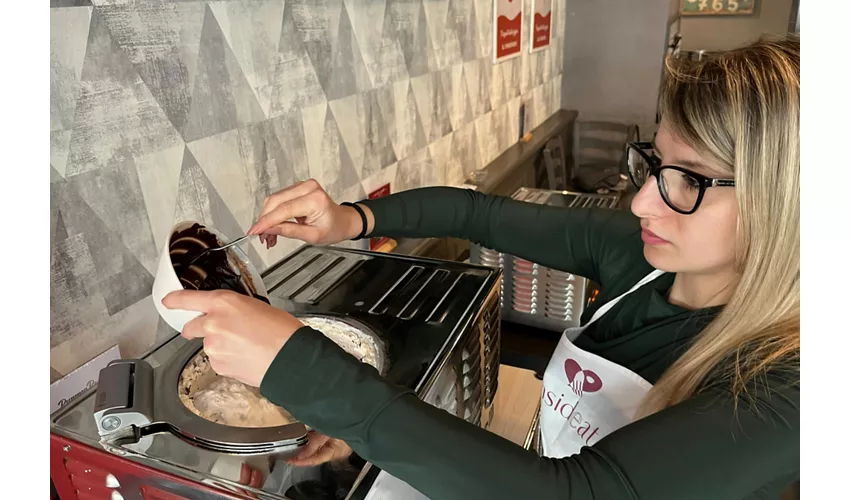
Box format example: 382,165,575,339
465,405,482,426
398,269,454,320
327,258,411,308
462,333,481,376
278,254,341,300
480,291,502,408
463,382,483,425
381,267,439,318
294,256,362,304
426,273,486,325
484,345,500,378
265,252,321,293
460,325,485,426
370,266,425,315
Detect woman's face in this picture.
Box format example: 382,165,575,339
630,121,739,275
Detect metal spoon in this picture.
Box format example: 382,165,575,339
187,234,253,266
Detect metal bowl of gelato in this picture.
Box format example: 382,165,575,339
175,315,387,432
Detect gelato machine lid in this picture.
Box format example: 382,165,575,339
93,314,387,456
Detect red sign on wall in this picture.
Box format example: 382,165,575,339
530,0,552,52
368,183,391,251
493,0,523,63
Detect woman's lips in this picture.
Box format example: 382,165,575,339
641,228,670,245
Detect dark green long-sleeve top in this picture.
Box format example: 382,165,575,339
260,187,799,499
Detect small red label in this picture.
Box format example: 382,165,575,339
368,184,391,250
368,184,391,200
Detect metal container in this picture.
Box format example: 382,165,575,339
470,187,621,332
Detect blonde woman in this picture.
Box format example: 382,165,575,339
164,35,799,498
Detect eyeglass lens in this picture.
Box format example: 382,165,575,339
658,169,701,212
627,147,650,185
628,147,701,212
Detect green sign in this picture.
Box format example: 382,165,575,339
681,0,755,15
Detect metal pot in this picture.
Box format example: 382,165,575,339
93,314,388,458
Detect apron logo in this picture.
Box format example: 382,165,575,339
564,358,603,397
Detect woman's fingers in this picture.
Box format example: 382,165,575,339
162,289,218,314
249,181,343,248
250,196,314,236
180,316,209,341
237,463,263,497
258,180,319,218
261,222,324,244
252,181,321,233
287,432,329,465
249,468,263,488
288,436,353,467
239,463,252,484
298,444,338,467
288,444,334,467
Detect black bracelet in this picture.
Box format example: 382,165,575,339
341,202,368,240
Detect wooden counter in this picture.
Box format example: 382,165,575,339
487,365,543,446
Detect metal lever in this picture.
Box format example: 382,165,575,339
93,359,154,438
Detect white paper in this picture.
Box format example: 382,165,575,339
50,345,121,415
363,470,430,500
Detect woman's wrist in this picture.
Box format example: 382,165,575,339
341,203,375,241
340,203,365,240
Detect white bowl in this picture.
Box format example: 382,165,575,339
152,221,268,333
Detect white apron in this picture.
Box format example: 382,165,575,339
364,270,665,498
539,269,664,458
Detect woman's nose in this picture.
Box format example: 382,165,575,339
630,176,667,219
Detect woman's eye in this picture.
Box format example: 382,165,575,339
684,175,701,191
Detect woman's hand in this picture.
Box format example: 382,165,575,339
247,179,374,249
287,431,354,467
161,289,304,388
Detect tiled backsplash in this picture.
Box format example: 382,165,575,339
50,0,564,381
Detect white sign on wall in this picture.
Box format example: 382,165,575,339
529,0,553,53
493,0,524,63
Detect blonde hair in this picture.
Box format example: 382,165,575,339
639,35,800,415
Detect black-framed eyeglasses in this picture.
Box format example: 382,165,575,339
626,141,735,215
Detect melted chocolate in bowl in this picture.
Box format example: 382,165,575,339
169,223,266,302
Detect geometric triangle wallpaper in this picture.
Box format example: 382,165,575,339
49,0,565,380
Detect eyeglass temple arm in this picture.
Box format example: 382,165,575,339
710,179,736,187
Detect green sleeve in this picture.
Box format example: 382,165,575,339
358,187,650,288
260,328,799,500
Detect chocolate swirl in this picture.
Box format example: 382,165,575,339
169,224,269,304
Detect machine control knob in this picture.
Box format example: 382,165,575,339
101,416,122,432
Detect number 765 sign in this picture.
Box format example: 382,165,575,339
681,0,755,15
